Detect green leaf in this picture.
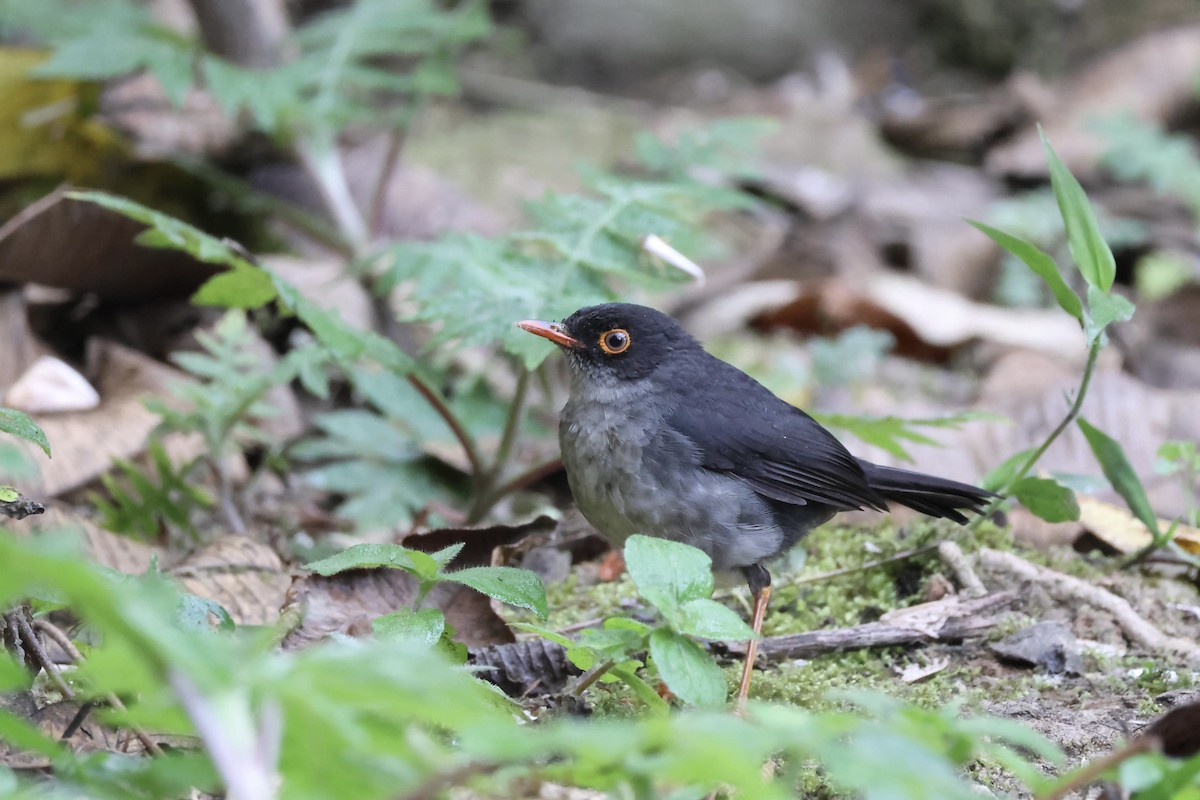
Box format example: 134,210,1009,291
0,408,50,456
967,221,1083,322
1077,417,1162,537
676,598,756,641
0,652,30,692
1084,285,1135,344
429,543,465,570
625,535,714,618
509,622,573,648
1011,477,1080,523
1041,128,1117,291
303,543,425,576
609,662,671,714
981,448,1036,493
0,708,64,760
648,628,727,706
441,566,548,619
191,266,278,309
372,608,446,645
174,594,235,631
0,487,16,503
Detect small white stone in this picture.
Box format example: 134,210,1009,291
4,356,100,414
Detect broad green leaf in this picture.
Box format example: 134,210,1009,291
1116,754,1165,794
372,608,446,645
957,716,1066,765
429,543,465,570
304,543,424,576
191,266,278,309
609,663,671,714
1084,285,1135,344
648,628,727,707
1041,129,1116,291
508,622,573,648
0,408,50,456
0,487,16,503
981,448,1036,493
1011,477,1080,523
1077,417,1161,537
677,598,756,641
0,652,30,692
968,221,1083,322
407,550,440,580
67,191,255,271
604,616,652,636
441,566,548,619
174,594,235,631
0,708,65,760
625,535,714,617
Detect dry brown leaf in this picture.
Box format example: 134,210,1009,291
282,569,514,651
1077,495,1200,556
755,278,954,363
403,515,558,569
0,289,42,391
21,506,162,574
987,25,1200,178
754,274,1086,364
172,536,292,627
0,189,222,300
2,340,200,497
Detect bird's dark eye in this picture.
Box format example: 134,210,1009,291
599,328,631,355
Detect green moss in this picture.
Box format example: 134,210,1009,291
539,572,643,628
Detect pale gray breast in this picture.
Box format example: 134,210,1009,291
558,377,789,571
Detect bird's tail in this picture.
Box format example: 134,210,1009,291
858,460,994,525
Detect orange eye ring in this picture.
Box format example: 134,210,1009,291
599,328,631,355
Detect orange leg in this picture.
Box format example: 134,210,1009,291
735,584,771,709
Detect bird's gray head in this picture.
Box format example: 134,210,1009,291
517,303,701,385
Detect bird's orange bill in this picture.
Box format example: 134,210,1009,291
516,319,582,349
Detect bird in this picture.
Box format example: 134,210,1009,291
517,302,993,705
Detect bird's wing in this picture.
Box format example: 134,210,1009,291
665,362,888,512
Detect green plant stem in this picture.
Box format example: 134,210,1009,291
1035,734,1158,800
407,374,484,478
477,458,564,516
567,659,617,698
368,128,407,239
466,369,532,523
976,340,1101,523
297,135,370,252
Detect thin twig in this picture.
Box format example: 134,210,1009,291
15,614,73,700
469,369,533,523
368,129,407,239
1036,734,1160,800
61,701,96,741
407,373,484,476
978,548,1200,662
483,458,564,509
404,761,502,800
937,541,987,598
33,618,165,756
791,544,940,586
